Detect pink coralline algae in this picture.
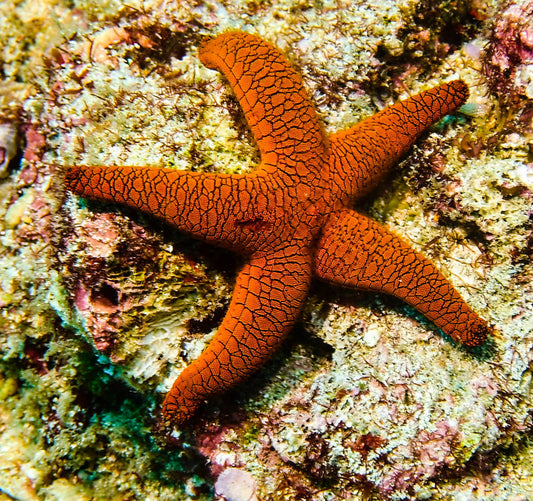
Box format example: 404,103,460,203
23,125,46,163
73,281,126,353
483,0,533,99
380,420,459,496
63,213,144,355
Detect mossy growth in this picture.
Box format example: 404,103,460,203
0,333,212,500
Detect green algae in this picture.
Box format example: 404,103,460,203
0,341,212,500
0,377,18,401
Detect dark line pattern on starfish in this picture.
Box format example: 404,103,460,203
65,30,491,427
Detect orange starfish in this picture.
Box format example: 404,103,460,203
65,31,491,427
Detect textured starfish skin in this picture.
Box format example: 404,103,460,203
65,31,491,426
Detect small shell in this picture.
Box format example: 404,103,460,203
0,122,19,178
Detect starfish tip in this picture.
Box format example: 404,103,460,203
64,165,82,192
452,79,469,100
464,319,492,347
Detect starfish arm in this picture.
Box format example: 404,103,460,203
161,248,313,426
65,165,278,252
314,210,490,346
329,80,469,201
199,31,327,183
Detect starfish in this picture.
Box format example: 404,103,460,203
65,30,491,427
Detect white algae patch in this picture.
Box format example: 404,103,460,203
0,122,18,178
215,468,258,501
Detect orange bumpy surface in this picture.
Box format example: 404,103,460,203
65,31,491,427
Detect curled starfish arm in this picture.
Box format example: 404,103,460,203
329,80,469,200
199,31,327,182
162,249,313,425
65,165,280,252
314,210,490,346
